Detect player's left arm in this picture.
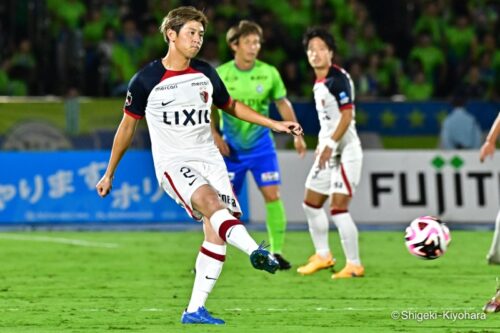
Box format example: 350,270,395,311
318,72,355,169
318,107,353,168
275,98,307,157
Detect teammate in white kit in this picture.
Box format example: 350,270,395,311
479,112,500,314
480,111,500,265
297,27,364,279
96,7,303,325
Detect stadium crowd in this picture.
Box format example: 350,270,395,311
0,0,498,100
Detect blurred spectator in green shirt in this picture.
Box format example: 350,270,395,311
409,31,446,83
445,15,477,64
4,39,36,94
380,44,403,96
413,2,444,44
403,70,433,101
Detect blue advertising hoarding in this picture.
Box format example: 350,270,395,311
271,101,500,135
0,151,248,225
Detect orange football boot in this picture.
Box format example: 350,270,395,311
331,262,365,279
297,253,335,275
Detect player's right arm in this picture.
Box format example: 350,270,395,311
96,114,139,197
97,71,146,197
480,112,500,162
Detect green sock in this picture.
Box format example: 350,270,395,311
265,200,287,254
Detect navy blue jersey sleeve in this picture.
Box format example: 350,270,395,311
325,68,354,111
208,66,232,109
123,72,148,119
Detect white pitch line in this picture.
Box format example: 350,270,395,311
222,307,481,312
0,234,119,248
3,306,480,314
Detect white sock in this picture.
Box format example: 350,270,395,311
331,210,361,265
187,241,226,313
488,209,500,260
302,203,330,258
210,209,258,255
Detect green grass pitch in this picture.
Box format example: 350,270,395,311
0,230,499,332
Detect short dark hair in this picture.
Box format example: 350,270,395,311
159,6,208,43
226,20,263,46
302,26,336,53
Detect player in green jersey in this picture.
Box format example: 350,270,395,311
211,20,307,270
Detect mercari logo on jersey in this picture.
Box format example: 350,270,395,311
163,109,210,126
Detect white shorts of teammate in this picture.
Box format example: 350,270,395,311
305,143,363,196
159,158,242,221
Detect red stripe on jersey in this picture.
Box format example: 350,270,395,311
340,163,353,197
123,108,144,119
200,246,226,262
160,67,200,81
339,103,354,111
218,219,242,241
163,172,195,218
315,78,326,83
218,96,233,110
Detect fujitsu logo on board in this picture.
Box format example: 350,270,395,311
351,151,500,223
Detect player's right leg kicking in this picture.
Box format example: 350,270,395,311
181,184,278,324
162,160,279,325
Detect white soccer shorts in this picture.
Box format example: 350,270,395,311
159,159,242,220
305,145,362,197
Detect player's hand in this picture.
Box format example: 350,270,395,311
213,132,230,156
318,147,332,169
96,175,113,198
294,136,307,158
480,141,495,163
272,121,303,136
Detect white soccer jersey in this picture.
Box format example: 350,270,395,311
123,59,241,220
313,64,361,152
124,59,232,181
305,65,363,196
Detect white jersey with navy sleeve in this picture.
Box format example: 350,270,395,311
313,64,361,155
123,59,240,220
305,65,363,196
124,59,232,168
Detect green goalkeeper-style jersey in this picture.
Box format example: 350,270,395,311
216,59,287,153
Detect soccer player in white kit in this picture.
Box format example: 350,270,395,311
480,112,500,265
297,27,364,279
479,112,500,313
96,7,303,325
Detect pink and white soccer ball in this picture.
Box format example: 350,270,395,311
404,216,451,259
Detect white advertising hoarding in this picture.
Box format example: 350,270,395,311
248,150,500,224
